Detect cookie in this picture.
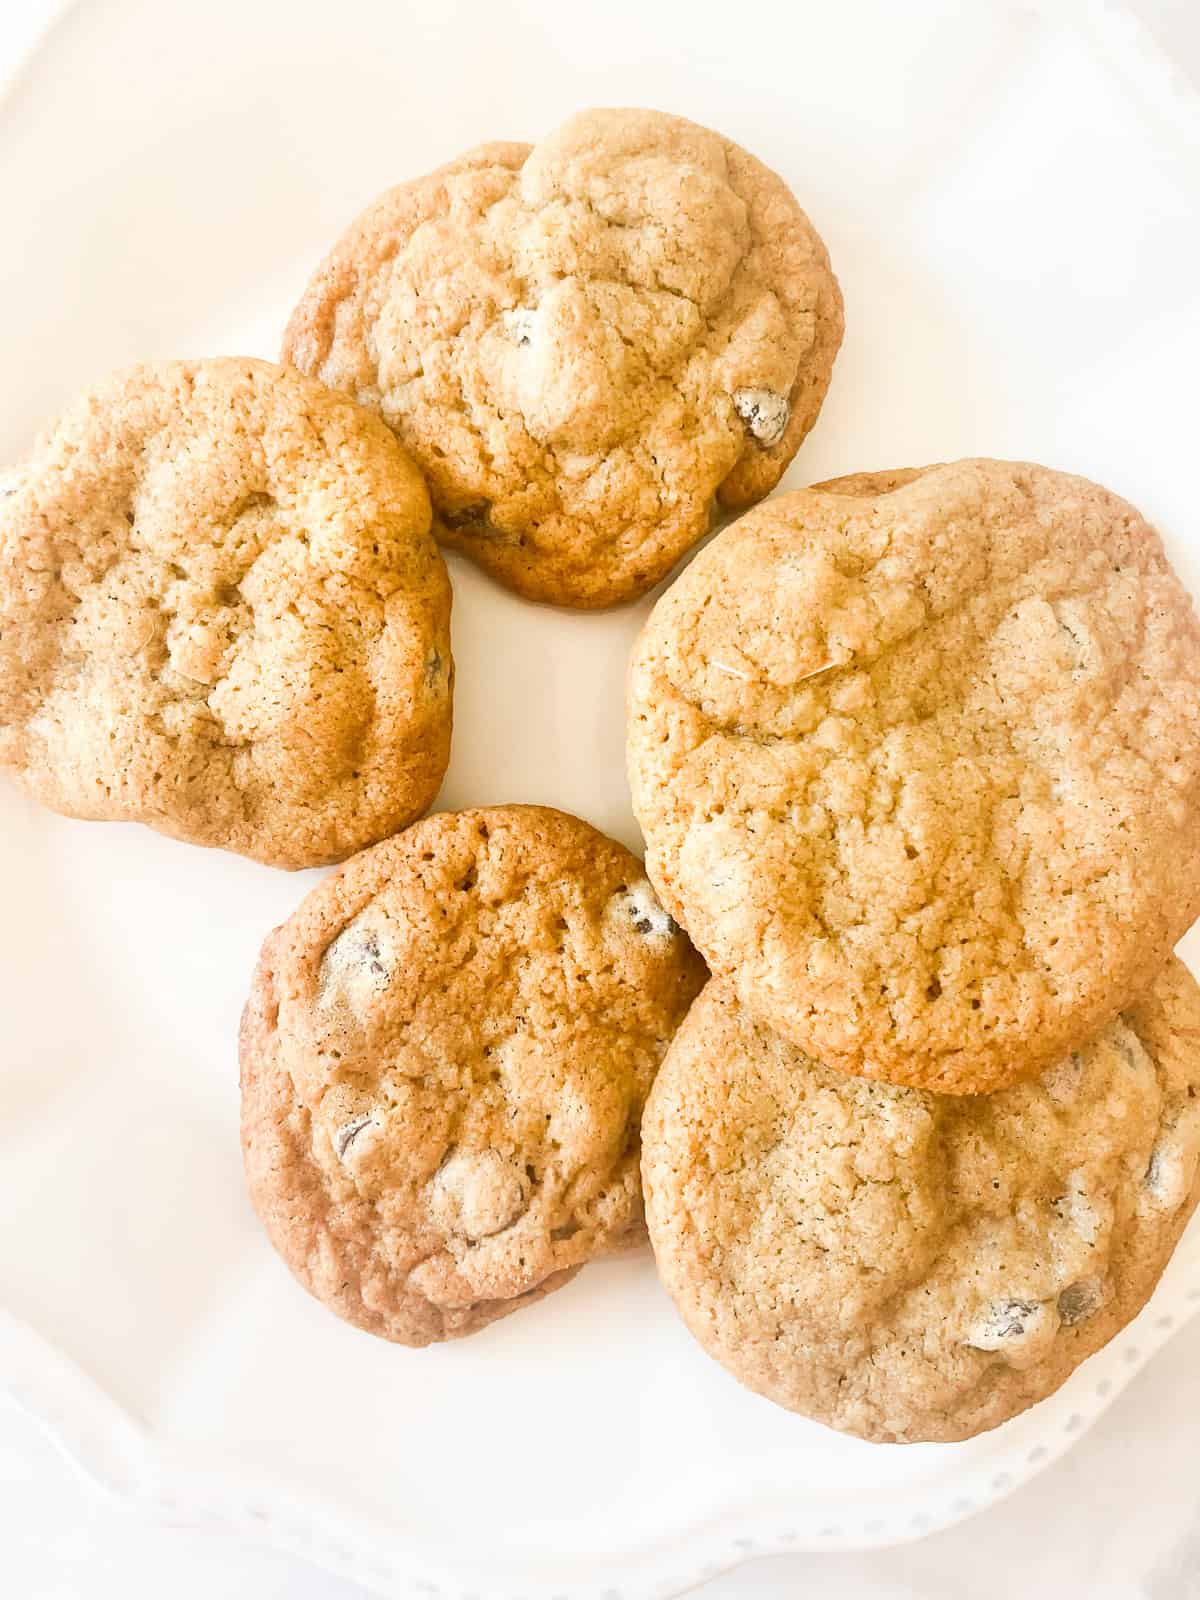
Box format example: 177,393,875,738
643,964,1200,1443
240,805,706,1345
282,107,842,608
628,459,1200,1093
0,359,452,869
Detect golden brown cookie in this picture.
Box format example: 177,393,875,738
0,359,452,869
240,806,706,1345
628,459,1200,1093
282,108,842,608
643,965,1200,1443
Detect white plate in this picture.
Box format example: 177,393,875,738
3,2,1200,1596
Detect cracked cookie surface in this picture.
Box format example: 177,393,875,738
643,962,1200,1443
240,805,706,1345
628,459,1200,1092
282,107,842,608
0,358,452,868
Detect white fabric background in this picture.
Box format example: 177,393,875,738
2,2,1199,1596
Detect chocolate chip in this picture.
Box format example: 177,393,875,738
614,881,680,941
1058,1278,1102,1327
234,490,275,518
441,501,492,531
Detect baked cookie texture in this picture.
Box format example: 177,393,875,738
0,359,452,869
282,107,843,608
628,459,1200,1094
241,805,706,1345
643,964,1200,1443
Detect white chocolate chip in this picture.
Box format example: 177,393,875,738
1138,1092,1200,1217
732,387,790,447
1111,1021,1155,1076
1043,1052,1086,1106
503,307,536,347
318,917,392,1011
430,1149,530,1240
1051,1172,1102,1246
967,1297,1058,1365
333,1114,377,1161
1140,1134,1192,1215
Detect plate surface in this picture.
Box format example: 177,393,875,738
3,2,1200,1596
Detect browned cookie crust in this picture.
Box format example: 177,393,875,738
643,964,1200,1443
0,359,452,869
282,108,842,608
241,806,706,1345
628,459,1200,1093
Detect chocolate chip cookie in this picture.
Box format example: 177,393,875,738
643,964,1200,1442
282,107,842,608
0,359,452,868
240,806,706,1345
628,460,1200,1093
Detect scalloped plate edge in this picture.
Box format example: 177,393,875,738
6,1265,1200,1600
